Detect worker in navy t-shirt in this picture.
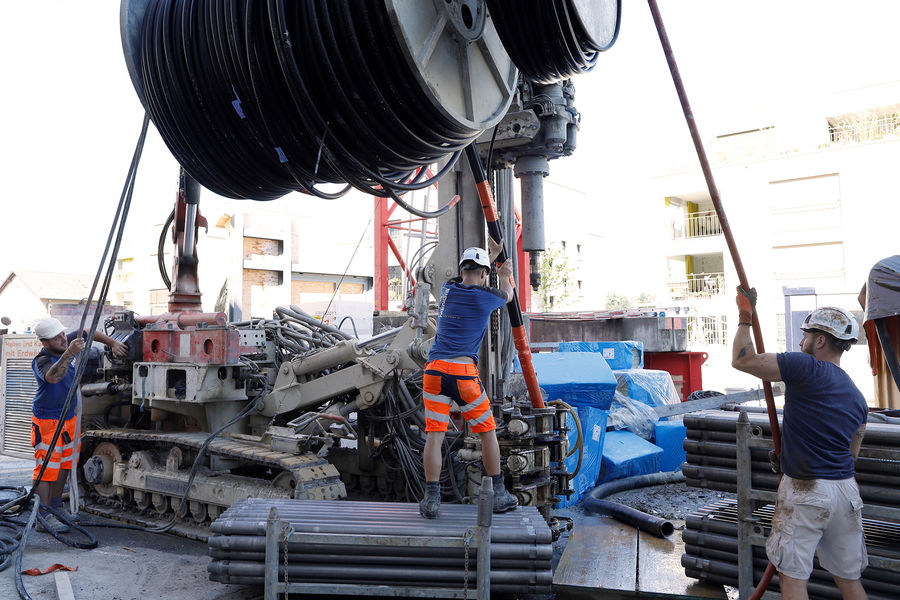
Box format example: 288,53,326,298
731,291,868,600
419,239,519,518
31,317,127,533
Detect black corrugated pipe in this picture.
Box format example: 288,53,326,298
587,470,685,500
582,471,683,537
584,498,674,537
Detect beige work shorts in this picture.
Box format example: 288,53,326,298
766,474,868,580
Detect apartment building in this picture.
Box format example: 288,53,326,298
654,83,900,399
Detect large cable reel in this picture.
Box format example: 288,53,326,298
120,0,517,202
486,0,621,84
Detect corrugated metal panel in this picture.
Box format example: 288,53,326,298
2,357,37,458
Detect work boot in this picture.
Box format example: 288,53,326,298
419,481,441,519
491,474,518,513
36,512,70,534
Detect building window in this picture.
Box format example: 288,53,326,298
149,288,168,316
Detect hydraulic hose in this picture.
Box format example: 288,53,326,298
0,114,150,600
137,0,483,204
464,144,544,409
549,400,583,476
648,2,780,596
487,0,621,83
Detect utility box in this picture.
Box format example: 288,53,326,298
0,334,43,458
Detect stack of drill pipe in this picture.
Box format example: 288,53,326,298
683,411,900,510
681,498,900,600
207,498,553,595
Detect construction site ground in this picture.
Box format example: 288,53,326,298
0,453,737,599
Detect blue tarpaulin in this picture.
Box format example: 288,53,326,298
654,419,687,472
558,340,644,369
599,430,663,482
556,406,607,508
514,352,617,409
612,369,680,409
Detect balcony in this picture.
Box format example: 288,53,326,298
669,272,725,300
674,211,722,239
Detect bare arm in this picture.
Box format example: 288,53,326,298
731,323,782,381
850,423,866,460
44,338,84,384
90,330,128,358
497,260,514,303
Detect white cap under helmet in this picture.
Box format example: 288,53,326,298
459,247,490,269
33,317,67,340
800,306,859,342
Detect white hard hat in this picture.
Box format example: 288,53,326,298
801,306,859,342
33,317,66,340
459,247,490,269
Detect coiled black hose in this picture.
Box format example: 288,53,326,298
487,0,621,83
137,0,480,204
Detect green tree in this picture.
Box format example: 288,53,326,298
605,292,632,311
536,245,575,312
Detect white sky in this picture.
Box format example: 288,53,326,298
3,1,900,279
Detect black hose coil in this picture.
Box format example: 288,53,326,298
137,0,484,201
486,0,621,84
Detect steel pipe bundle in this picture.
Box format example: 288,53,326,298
682,499,900,600
684,411,900,511
207,498,553,595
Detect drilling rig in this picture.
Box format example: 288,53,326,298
77,0,621,541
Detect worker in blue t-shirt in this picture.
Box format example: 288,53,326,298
731,289,868,600
31,317,127,533
419,239,518,518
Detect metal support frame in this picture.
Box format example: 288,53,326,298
735,411,900,599
263,480,494,600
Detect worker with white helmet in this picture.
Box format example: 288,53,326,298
30,317,127,534
419,238,519,518
731,289,869,600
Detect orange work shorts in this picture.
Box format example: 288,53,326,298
422,360,496,433
31,415,80,482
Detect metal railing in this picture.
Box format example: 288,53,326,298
669,272,725,300
676,211,722,239
829,114,900,145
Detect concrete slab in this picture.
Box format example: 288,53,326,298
0,454,257,599
0,512,259,600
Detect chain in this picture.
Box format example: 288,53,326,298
282,523,293,600
463,527,474,599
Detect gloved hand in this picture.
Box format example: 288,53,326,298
768,449,781,474
736,286,757,324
